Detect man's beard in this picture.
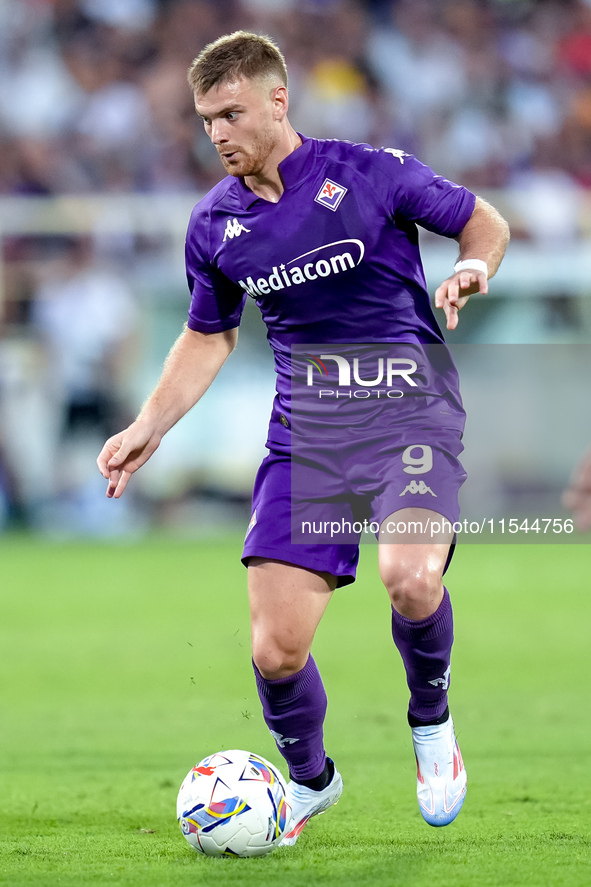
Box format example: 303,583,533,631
219,127,277,178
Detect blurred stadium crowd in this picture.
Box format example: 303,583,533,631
1,0,591,194
1,0,591,534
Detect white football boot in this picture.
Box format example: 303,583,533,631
411,715,467,826
279,760,343,846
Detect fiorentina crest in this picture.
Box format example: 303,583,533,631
315,178,348,211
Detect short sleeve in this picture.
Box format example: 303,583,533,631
185,204,246,333
378,149,476,238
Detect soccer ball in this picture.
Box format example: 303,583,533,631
177,749,290,858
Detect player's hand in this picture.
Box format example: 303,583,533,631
434,269,488,330
562,447,591,531
97,421,162,499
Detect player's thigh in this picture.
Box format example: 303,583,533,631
248,557,336,679
378,507,452,619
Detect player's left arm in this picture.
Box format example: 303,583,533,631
435,197,510,331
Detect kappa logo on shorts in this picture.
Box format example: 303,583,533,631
315,178,348,211
399,480,437,497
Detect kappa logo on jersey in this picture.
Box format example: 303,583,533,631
383,147,409,165
399,480,437,497
223,217,251,242
314,178,348,212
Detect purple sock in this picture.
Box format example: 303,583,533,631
253,655,327,781
391,587,454,723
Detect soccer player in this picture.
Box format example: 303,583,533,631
97,31,509,843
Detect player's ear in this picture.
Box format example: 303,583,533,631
271,83,289,121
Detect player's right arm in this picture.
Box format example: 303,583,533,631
97,325,238,499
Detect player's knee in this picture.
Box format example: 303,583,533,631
381,561,443,618
252,640,308,680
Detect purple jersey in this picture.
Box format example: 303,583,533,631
185,136,475,437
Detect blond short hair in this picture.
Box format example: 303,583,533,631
188,31,288,96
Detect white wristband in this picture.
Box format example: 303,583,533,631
454,259,488,277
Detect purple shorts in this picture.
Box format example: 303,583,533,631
242,428,466,587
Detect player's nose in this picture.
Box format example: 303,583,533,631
210,119,229,144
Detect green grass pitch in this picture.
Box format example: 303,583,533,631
1,535,590,886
